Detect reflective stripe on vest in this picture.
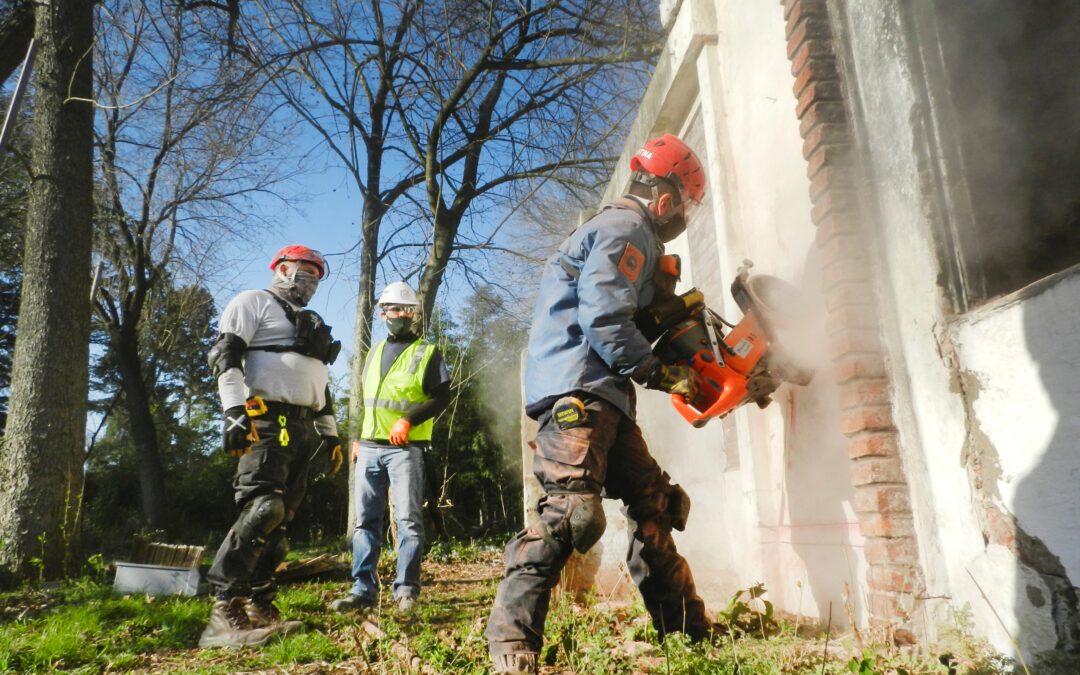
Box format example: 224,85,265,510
359,339,436,442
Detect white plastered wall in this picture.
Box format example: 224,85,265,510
835,0,1080,658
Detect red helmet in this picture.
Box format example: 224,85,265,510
628,134,706,204
270,245,328,279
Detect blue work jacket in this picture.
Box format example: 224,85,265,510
524,197,661,419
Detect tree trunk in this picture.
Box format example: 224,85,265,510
115,329,167,530
417,210,461,332
0,0,94,583
345,195,383,534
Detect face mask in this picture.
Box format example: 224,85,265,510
272,268,320,306
386,316,412,336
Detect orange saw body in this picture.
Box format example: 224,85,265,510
641,260,815,428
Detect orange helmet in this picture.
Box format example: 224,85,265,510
629,134,706,204
270,245,328,279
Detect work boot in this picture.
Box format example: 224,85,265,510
492,652,538,675
245,596,304,635
687,621,730,645
329,593,376,612
396,595,416,613
198,597,281,649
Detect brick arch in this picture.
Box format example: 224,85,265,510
782,0,924,631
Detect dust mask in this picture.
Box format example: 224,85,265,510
272,267,319,306
386,316,412,336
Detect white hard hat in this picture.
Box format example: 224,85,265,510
378,281,419,306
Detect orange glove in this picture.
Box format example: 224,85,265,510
389,418,411,446
321,435,343,474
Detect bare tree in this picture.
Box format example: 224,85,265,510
0,0,94,582
91,0,294,528
399,0,660,326
244,0,658,405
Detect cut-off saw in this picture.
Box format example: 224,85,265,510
635,260,816,428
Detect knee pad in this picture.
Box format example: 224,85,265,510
664,484,691,532
566,493,606,553
627,479,691,532
235,493,286,545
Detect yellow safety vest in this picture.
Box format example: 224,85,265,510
360,338,436,442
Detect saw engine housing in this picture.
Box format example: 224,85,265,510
647,263,815,428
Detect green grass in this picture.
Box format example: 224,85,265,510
0,543,1017,674
0,583,205,672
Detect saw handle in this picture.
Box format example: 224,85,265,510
670,356,749,428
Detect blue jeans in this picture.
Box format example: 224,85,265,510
350,442,426,600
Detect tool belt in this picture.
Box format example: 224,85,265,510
246,396,315,420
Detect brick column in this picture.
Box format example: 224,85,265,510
783,0,924,631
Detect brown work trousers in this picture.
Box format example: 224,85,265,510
485,393,707,658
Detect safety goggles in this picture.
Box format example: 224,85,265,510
380,304,415,314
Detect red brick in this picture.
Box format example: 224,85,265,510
857,513,914,538
984,506,1017,551
784,0,827,23
811,189,857,224
827,304,877,335
806,141,850,178
864,536,918,565
823,282,874,313
833,354,887,384
847,432,898,459
839,379,889,409
802,122,847,160
793,55,838,93
796,79,844,118
809,165,854,202
821,256,869,290
822,280,875,312
855,484,911,514
869,565,917,593
869,591,908,620
839,405,893,434
799,99,847,136
788,24,832,61
817,230,864,259
816,212,862,247
830,329,881,360
851,457,905,485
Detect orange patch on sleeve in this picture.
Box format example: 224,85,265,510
618,242,645,282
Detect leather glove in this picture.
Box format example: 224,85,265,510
322,435,343,474
649,363,701,402
389,418,411,446
222,405,255,457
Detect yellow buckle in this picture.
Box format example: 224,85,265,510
245,396,268,417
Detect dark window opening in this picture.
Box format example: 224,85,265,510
932,0,1080,306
